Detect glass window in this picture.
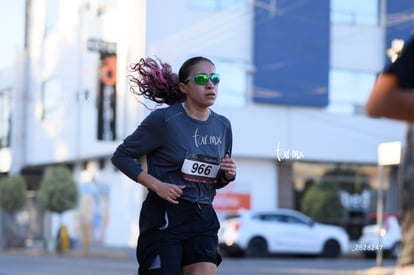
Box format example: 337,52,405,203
284,215,307,225
41,78,62,120
259,214,281,222
0,89,11,148
292,162,379,212
215,61,248,107
331,0,379,26
292,161,397,240
328,69,377,115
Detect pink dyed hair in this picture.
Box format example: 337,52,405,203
128,56,215,106
129,57,185,106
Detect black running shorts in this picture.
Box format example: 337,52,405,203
137,198,222,275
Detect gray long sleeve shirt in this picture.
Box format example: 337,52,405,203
111,103,233,204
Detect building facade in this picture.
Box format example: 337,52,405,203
0,0,411,247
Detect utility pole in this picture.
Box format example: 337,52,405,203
376,142,401,267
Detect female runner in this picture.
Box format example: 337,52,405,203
112,56,236,275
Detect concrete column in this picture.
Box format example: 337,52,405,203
277,161,293,209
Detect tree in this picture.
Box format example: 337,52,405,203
0,175,27,247
37,165,78,214
301,181,343,224
0,175,26,213
37,165,78,252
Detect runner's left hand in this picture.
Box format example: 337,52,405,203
220,154,236,181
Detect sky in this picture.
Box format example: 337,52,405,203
0,0,25,69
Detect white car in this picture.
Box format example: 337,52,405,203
218,209,349,258
358,213,401,259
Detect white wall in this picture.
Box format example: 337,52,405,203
20,0,147,166
214,104,405,163
331,24,385,71
217,157,278,210
104,174,144,247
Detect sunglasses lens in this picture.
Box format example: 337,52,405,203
190,73,220,85
211,74,220,85
193,74,208,85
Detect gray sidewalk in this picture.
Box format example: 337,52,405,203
2,243,135,259
346,241,396,275
2,242,398,275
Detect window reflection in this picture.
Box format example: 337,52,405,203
331,0,379,26
0,89,11,148
41,78,62,120
215,61,248,107
328,69,376,115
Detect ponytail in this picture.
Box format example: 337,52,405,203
129,57,185,106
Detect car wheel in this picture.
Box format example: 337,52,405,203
362,251,376,258
387,242,401,259
246,237,268,258
321,239,341,258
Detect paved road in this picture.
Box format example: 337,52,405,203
0,250,397,275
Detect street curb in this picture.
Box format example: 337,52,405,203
0,248,132,259
355,266,395,275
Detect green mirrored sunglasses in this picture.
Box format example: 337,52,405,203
185,73,220,85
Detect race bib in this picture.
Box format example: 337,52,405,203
181,154,220,184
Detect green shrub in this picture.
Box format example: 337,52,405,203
0,175,27,213
301,181,343,224
37,166,78,214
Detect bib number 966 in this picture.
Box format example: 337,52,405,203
181,155,220,184
191,163,213,176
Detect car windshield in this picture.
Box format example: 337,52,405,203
223,211,312,226
224,213,241,220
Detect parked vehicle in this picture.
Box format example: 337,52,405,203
218,209,349,258
358,213,401,259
